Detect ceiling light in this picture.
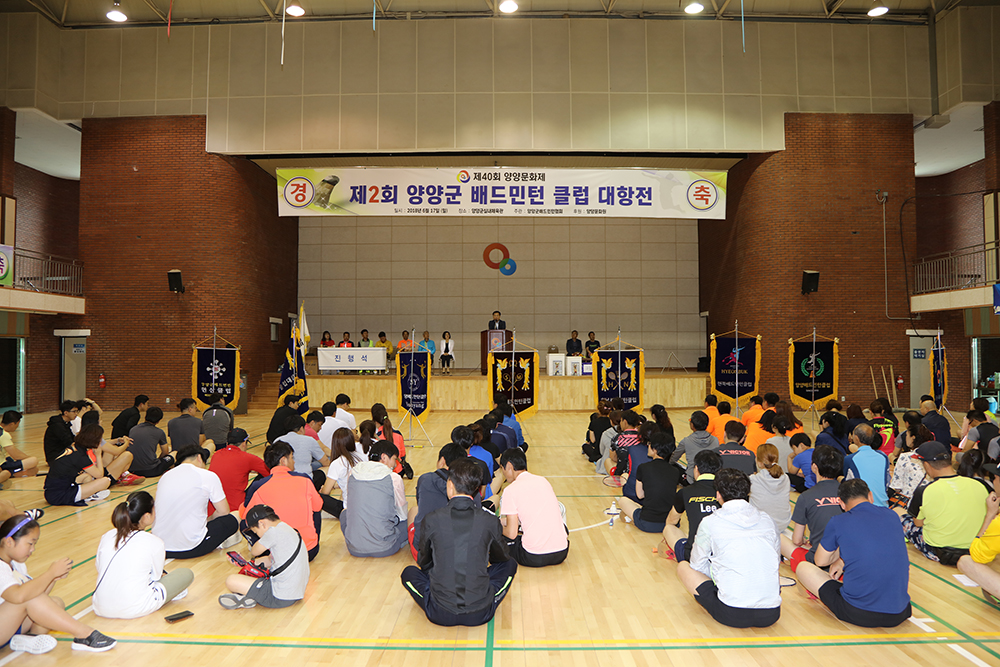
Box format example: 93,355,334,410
684,1,704,13
867,0,888,16
498,0,518,13
106,0,127,21
286,2,305,16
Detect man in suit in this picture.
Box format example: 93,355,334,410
488,311,506,330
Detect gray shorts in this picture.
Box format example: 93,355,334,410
244,578,299,609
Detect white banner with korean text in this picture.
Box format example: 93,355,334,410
276,168,727,219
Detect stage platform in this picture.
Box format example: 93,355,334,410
299,370,709,412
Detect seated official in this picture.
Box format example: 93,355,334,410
499,448,569,567
795,479,912,627
896,441,987,565
566,330,582,356
401,459,517,626
674,468,781,628
151,446,240,559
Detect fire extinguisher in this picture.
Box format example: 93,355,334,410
99,373,106,389
896,374,904,389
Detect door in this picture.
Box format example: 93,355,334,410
0,338,17,411
61,336,87,402
909,336,933,409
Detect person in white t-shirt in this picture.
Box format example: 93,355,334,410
152,446,240,559
93,491,194,619
0,514,117,654
336,394,357,430
317,402,351,449
320,427,366,516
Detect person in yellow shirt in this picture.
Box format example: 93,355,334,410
708,402,738,444
374,331,395,374
958,484,1000,605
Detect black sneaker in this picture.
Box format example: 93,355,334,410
72,630,117,652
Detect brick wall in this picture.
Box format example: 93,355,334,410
25,313,83,412
986,102,998,192
915,160,985,258
60,115,298,413
13,163,80,258
0,108,15,199
700,113,972,410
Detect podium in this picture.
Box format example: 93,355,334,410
481,329,512,376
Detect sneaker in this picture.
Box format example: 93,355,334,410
72,630,117,652
218,593,257,610
984,589,1000,606
117,472,145,486
10,634,57,654
84,490,111,503
24,509,44,521
218,532,243,550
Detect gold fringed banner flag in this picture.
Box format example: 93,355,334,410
192,347,240,412
278,325,309,413
710,333,762,404
591,349,645,413
787,337,839,410
397,351,430,419
489,350,539,419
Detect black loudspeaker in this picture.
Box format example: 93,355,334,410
167,269,185,294
801,270,819,295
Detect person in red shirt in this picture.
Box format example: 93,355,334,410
240,441,324,561
320,331,336,348
209,428,269,514
338,332,353,348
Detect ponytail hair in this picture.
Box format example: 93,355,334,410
112,490,154,548
358,420,377,456
756,443,784,479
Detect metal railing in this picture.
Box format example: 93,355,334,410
914,239,999,295
11,248,84,297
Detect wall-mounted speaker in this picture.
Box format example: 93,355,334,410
167,269,185,294
801,270,819,295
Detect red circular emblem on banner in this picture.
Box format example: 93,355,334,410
483,243,510,270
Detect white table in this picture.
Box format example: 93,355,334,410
317,347,387,372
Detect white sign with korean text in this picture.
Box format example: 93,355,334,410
277,168,727,219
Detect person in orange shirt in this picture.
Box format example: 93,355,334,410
708,401,738,444
703,396,720,423
745,411,777,454
741,396,765,427
397,330,415,352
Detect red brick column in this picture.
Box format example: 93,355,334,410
985,102,999,192
0,107,14,199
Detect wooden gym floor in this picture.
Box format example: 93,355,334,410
3,407,1000,667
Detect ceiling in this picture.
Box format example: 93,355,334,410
0,0,965,27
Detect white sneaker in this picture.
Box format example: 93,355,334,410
84,490,111,503
10,634,57,655
218,532,242,550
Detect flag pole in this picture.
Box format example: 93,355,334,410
734,320,740,418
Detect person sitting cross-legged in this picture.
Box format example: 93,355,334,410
401,458,517,626
844,423,890,507
340,440,408,558
895,440,987,565
660,449,722,562
780,445,844,573
499,448,569,567
674,468,781,628
795,479,912,627
958,480,1000,605
618,432,681,534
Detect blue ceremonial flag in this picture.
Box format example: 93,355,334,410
397,351,430,418
591,349,644,413
930,335,947,407
278,325,309,413
994,284,1000,315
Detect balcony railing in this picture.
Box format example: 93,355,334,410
914,240,999,295
11,248,84,297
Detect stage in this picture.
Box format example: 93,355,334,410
298,370,709,412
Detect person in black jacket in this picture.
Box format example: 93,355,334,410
111,395,150,439
401,458,517,626
920,400,953,446
43,401,79,464
267,395,301,444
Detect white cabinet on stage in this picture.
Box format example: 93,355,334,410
547,353,566,376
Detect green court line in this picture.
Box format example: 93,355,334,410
911,601,1000,662
908,559,1000,611
66,591,93,611
46,635,960,653
70,554,95,570
485,618,495,667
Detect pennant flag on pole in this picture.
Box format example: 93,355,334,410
278,324,309,414
298,301,311,358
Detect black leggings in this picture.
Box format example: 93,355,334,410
166,514,239,559
440,355,453,368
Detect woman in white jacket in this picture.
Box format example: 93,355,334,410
93,491,193,619
749,443,792,538
439,332,456,375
